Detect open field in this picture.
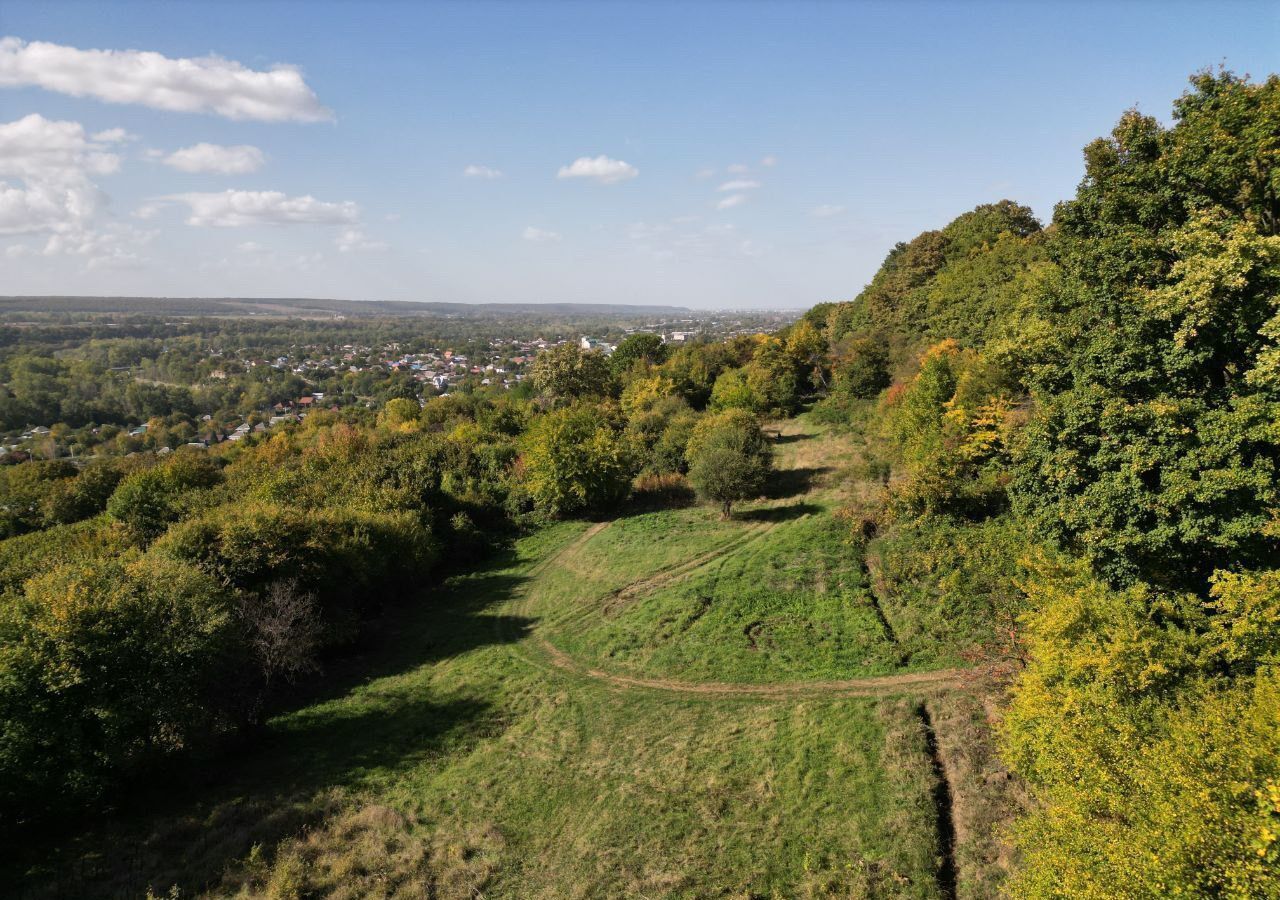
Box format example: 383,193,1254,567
11,416,1016,899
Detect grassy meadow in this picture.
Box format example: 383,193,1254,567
12,415,1015,899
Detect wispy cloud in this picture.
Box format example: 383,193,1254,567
760,155,778,167
163,143,265,174
335,227,386,253
726,162,749,174
556,155,638,184
141,190,358,226
522,225,561,242
717,193,748,210
717,179,760,192
0,36,332,122
463,164,502,179
91,127,136,143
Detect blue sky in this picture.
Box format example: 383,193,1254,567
1,1,1275,308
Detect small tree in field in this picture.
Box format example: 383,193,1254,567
686,409,771,518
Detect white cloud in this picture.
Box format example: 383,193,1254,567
0,113,120,236
92,127,136,143
463,164,502,179
760,155,778,167
727,163,749,174
522,226,561,243
335,227,386,253
556,155,638,184
146,190,359,226
717,193,748,210
811,204,845,218
0,37,332,122
695,167,715,179
717,179,760,192
44,223,156,269
162,142,265,174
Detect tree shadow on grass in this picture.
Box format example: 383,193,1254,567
21,694,496,899
763,465,832,500
11,544,535,899
288,560,535,712
737,501,823,523
771,431,814,445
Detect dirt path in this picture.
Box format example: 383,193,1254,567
485,416,981,898
508,418,981,703
538,635,971,698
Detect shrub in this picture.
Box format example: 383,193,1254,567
0,554,239,822
519,404,635,517
154,501,436,646
631,472,696,509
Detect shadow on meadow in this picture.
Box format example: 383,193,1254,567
771,430,815,445
737,501,823,523
11,548,535,899
763,465,831,500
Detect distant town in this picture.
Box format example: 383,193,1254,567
0,307,802,460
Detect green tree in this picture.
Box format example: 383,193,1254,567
530,344,615,405
1012,72,1280,590
831,335,891,398
746,337,803,415
519,404,635,517
709,367,761,413
106,453,222,545
0,553,238,820
610,332,668,377
686,409,771,518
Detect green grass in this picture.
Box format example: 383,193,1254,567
10,416,1011,899
554,512,909,683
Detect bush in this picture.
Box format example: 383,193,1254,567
519,404,635,517
631,472,696,509
154,501,437,647
0,553,239,822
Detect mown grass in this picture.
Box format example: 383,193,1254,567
10,416,1008,899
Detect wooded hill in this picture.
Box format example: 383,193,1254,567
0,69,1277,898
801,69,1280,897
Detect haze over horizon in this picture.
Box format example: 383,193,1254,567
1,0,1274,308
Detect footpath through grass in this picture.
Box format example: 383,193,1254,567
13,415,1014,899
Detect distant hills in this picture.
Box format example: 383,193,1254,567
0,296,696,319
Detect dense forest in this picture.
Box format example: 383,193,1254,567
803,70,1280,897
2,70,1278,897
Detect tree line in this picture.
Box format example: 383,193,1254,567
800,70,1279,898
